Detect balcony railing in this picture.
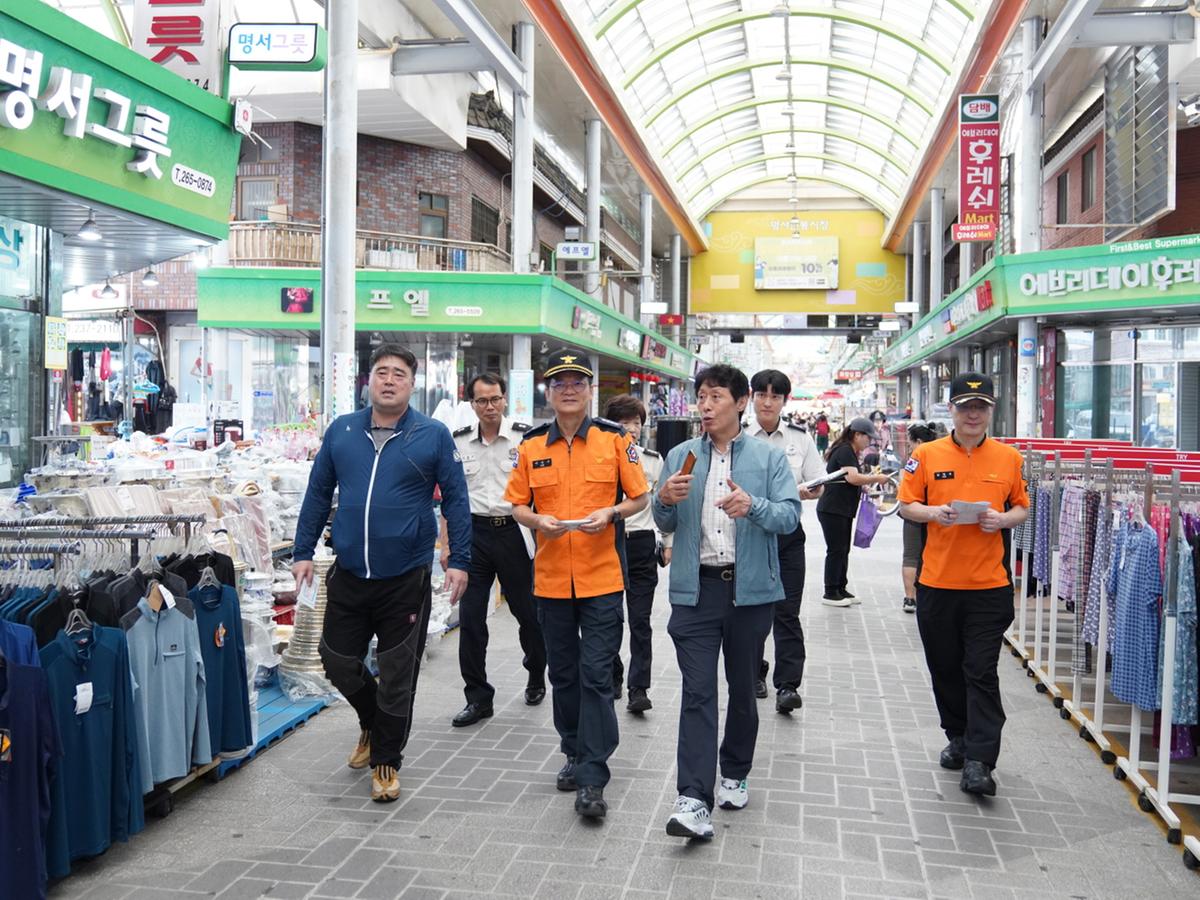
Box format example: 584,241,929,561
227,220,512,273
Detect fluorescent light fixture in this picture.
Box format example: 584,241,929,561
775,65,792,82
100,279,118,299
894,301,920,313
192,250,209,269
780,104,796,117
770,1,791,17
786,173,798,183
77,211,101,242
789,216,801,228
142,268,159,288
789,196,799,205
879,320,902,331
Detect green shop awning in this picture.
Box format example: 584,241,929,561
197,268,699,381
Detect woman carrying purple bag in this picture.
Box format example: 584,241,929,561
816,417,892,608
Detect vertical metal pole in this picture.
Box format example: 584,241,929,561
511,22,535,274
929,188,944,311
911,223,926,317
589,352,600,418
670,233,682,344
320,0,358,425
639,191,654,316
585,119,602,296
1016,17,1044,255
959,241,972,288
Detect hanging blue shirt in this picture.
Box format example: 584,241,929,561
189,584,254,756
1159,539,1198,726
0,619,39,665
0,662,61,899
1109,523,1164,710
39,625,144,879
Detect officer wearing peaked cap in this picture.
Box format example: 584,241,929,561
442,373,546,729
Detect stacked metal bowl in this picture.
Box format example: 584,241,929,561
280,556,333,674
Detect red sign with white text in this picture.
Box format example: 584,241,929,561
951,94,1000,243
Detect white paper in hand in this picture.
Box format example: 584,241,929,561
951,500,993,525
297,576,318,610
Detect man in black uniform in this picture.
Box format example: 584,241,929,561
444,374,546,726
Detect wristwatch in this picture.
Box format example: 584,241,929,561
611,506,623,522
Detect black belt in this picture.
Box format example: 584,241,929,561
699,564,735,582
472,514,515,528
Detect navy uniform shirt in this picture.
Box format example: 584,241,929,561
190,583,254,756
40,625,144,879
0,662,60,899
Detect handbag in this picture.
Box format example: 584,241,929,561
853,493,883,549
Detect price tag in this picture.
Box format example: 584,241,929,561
297,577,318,611
160,585,176,610
75,682,93,715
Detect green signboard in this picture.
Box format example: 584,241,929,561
228,23,328,72
0,1,240,239
197,269,696,379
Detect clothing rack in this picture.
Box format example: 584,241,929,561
1008,451,1200,857
0,514,206,566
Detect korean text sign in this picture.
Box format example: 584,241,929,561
952,94,1000,243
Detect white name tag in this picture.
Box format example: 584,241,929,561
75,682,93,715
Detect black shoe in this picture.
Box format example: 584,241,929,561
524,685,546,706
755,678,768,699
939,736,965,770
960,759,997,796
775,687,803,713
613,680,623,701
575,785,607,819
556,757,577,792
451,703,493,727
839,589,856,599
627,688,652,713
902,597,916,614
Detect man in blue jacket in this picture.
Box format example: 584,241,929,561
653,364,800,840
293,344,471,803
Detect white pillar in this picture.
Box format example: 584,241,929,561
585,119,602,296
511,334,531,371
670,233,682,343
1016,318,1038,437
320,0,358,424
639,192,654,315
959,241,973,288
589,352,601,418
1015,17,1044,254
929,188,944,310
511,22,535,274
911,223,926,316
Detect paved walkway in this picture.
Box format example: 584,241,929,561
54,516,1199,899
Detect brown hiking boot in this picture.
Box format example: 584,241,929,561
371,764,400,802
348,729,371,769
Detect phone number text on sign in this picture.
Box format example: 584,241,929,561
171,164,216,197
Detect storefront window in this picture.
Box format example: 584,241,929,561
0,308,33,486
1061,364,1133,441
1139,363,1176,447
1062,328,1134,363
1137,328,1179,362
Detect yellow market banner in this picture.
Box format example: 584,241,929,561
690,210,905,315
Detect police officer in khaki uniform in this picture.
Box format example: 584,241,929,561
605,394,672,714
745,369,825,713
442,373,546,727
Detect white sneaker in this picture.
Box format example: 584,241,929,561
822,595,854,608
717,777,748,810
665,795,714,840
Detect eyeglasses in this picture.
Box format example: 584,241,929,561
471,397,505,407
549,379,589,394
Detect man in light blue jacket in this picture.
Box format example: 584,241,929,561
653,364,800,840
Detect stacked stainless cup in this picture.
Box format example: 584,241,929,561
281,555,333,674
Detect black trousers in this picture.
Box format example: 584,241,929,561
537,592,624,787
915,584,1015,767
668,572,774,811
758,522,807,691
818,511,853,594
458,520,545,705
612,531,658,691
319,563,432,768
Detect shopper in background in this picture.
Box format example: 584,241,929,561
292,344,471,803
898,373,1028,797
653,364,800,840
900,423,938,614
444,373,546,728
814,413,831,454
816,417,891,607
505,350,649,820
604,394,669,714
745,369,824,713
